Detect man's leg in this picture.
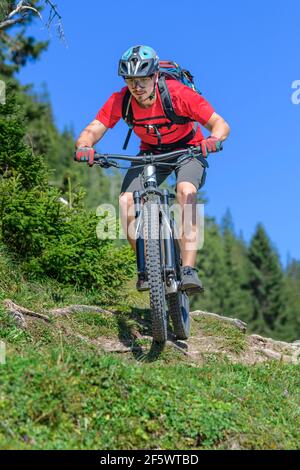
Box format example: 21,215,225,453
119,191,136,251
176,181,198,267
176,179,204,293
119,191,149,291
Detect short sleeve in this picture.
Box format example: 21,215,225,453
95,87,127,128
171,82,215,125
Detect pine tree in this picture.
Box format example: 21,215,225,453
222,227,254,323
281,259,300,341
220,208,235,235
247,224,286,338
191,217,228,314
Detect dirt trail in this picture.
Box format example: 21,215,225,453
4,299,300,365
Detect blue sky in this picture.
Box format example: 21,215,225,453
17,0,300,264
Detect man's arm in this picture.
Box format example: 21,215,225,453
204,112,230,141
75,120,108,149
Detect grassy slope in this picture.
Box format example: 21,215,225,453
0,247,299,450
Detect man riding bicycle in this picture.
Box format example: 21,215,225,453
75,45,230,293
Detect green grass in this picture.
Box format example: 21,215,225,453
192,315,246,354
0,246,300,450
0,347,299,450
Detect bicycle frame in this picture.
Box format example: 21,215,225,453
133,162,180,295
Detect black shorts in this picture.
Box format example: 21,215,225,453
120,156,207,194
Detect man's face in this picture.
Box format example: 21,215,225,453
125,74,157,103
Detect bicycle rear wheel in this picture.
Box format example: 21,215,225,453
143,196,168,344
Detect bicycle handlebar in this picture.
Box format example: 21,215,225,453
74,144,222,169
94,147,202,163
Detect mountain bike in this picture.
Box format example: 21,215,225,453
75,146,209,345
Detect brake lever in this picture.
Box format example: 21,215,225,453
95,158,119,169
107,160,120,168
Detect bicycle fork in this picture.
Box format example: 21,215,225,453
133,191,146,280
133,189,179,293
161,189,178,294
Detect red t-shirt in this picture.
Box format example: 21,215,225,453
96,80,215,150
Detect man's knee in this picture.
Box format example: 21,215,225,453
119,192,134,208
176,182,197,205
119,192,135,222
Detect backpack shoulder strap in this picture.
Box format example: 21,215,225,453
122,88,134,150
122,88,133,126
158,76,192,125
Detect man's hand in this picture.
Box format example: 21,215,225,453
75,147,95,166
200,136,223,157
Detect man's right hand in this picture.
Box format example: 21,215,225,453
74,147,95,166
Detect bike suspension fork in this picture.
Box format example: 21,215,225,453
133,191,146,276
161,189,176,275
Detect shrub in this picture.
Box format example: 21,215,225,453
0,80,135,296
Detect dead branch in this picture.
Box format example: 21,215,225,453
0,1,42,31
44,0,65,42
3,299,116,327
3,299,51,326
44,0,61,23
0,0,65,41
3,301,27,328
0,17,24,29
191,310,247,332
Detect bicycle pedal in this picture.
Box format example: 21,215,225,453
181,284,204,295
136,279,150,292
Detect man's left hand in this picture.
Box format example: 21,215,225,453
201,136,223,157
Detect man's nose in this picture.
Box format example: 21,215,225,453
133,80,144,88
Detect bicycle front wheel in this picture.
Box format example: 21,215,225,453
143,196,168,344
167,224,190,340
167,291,190,340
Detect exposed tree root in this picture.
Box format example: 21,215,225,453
3,299,115,328
3,299,51,327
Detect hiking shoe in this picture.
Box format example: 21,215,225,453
136,273,149,292
181,266,204,293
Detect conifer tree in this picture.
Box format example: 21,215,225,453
191,217,228,313
247,224,286,337
222,225,253,323
281,259,300,341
